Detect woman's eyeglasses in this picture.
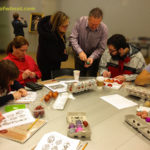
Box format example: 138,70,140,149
60,24,69,29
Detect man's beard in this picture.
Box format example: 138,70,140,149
111,53,120,60
111,53,128,61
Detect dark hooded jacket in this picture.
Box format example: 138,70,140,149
37,16,68,69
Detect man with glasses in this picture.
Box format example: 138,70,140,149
69,7,108,77
99,34,146,82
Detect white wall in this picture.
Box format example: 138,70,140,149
0,0,59,52
9,0,60,52
0,0,150,53
60,0,150,39
0,0,10,51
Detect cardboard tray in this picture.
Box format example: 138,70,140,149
125,114,150,140
66,112,91,139
103,78,123,90
67,79,97,93
125,84,150,100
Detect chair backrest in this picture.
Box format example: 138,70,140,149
51,68,74,79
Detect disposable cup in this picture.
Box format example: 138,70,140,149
73,70,80,80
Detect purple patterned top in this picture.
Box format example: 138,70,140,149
69,16,108,60
145,64,150,72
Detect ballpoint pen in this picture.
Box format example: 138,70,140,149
27,118,39,131
82,142,88,150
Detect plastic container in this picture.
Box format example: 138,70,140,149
29,101,45,119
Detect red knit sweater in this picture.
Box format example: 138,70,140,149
4,53,41,86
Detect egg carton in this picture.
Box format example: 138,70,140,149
125,84,150,100
67,79,97,93
103,78,123,90
137,106,150,112
125,114,150,140
66,112,91,139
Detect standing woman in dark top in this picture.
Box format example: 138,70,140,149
0,60,27,106
37,11,69,80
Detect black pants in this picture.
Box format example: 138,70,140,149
38,62,61,81
74,56,100,77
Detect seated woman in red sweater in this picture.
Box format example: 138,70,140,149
4,36,41,86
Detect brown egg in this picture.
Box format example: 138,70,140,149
105,79,110,82
109,79,114,83
141,111,148,115
48,91,53,97
52,91,58,99
136,111,142,116
141,113,148,119
44,94,50,102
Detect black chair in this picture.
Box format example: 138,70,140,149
137,37,150,58
51,68,74,79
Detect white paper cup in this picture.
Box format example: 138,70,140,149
73,70,80,80
96,76,104,89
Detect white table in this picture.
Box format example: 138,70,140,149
0,81,150,150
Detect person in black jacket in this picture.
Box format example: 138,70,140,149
12,13,28,37
0,60,27,106
37,11,69,80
